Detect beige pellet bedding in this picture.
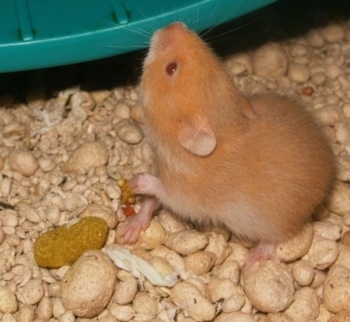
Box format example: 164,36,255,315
1,7,350,322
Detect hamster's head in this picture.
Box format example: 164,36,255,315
141,22,224,109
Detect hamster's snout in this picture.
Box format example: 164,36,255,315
150,21,188,51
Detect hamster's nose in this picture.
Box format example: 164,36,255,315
164,21,188,32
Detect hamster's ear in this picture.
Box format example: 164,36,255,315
178,117,216,156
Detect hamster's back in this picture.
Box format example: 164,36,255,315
233,94,334,240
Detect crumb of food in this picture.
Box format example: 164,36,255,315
302,85,314,95
118,178,136,216
118,179,136,205
122,204,135,217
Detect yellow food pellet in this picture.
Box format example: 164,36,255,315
34,217,108,268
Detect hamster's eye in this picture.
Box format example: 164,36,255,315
165,61,178,76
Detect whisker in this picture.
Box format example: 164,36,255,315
204,14,272,43
95,44,146,50
134,5,147,20
199,0,242,38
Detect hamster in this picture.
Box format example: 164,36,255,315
121,22,334,264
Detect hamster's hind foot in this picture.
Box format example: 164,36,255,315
245,242,279,267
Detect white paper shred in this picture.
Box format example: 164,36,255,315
104,245,177,287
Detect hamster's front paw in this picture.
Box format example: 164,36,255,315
118,197,158,244
120,217,147,244
129,173,166,199
129,173,149,194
